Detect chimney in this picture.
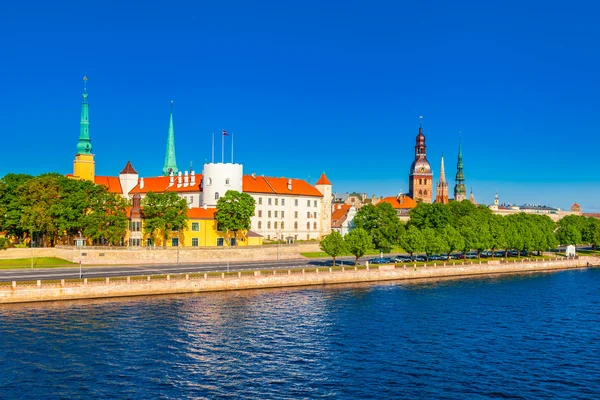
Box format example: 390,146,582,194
251,172,256,179
203,203,207,210
287,178,292,191
177,171,183,187
169,171,174,186
190,170,196,186
140,177,144,189
184,170,189,187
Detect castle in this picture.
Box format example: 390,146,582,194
71,79,332,247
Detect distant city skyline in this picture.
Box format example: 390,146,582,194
1,0,598,211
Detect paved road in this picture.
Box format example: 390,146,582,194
0,256,368,282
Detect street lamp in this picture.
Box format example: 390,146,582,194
30,227,33,269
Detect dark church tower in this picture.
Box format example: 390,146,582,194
408,117,433,203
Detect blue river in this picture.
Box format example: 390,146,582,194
1,269,599,399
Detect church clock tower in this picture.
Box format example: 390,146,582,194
73,76,95,182
408,117,433,203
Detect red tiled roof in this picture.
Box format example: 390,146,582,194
316,173,331,185
129,175,203,194
243,175,323,197
572,203,580,207
120,161,138,175
331,204,352,228
378,195,418,210
94,176,123,194
188,207,217,219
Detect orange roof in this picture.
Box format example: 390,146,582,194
243,175,323,197
331,204,352,228
129,175,203,194
316,173,331,185
188,207,217,219
94,176,123,194
379,195,418,210
120,161,138,174
572,203,580,207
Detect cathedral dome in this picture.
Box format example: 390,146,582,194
410,158,431,175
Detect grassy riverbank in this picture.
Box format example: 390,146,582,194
0,257,74,269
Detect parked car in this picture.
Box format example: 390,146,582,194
465,251,478,259
369,257,394,264
451,253,465,260
493,251,506,257
392,255,411,263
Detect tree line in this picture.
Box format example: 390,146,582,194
320,201,600,265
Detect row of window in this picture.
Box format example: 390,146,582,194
257,197,319,207
129,237,237,247
257,221,318,230
205,178,231,186
256,211,319,218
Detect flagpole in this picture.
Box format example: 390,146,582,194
211,132,214,163
221,130,225,163
231,133,234,163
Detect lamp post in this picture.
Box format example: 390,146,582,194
177,230,180,264
277,232,280,261
30,227,34,269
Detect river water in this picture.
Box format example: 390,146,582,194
1,269,599,399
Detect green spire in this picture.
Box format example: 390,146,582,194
76,76,92,154
454,135,466,199
162,100,178,176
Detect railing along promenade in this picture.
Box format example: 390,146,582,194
0,256,595,304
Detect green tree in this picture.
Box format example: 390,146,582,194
585,217,600,255
353,202,404,252
215,190,256,245
442,225,464,259
320,231,347,266
488,214,507,258
400,225,425,259
408,203,452,230
142,191,189,248
422,227,446,261
83,190,129,245
504,215,525,257
0,173,34,241
344,228,372,266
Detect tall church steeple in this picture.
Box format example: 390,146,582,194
435,154,448,204
454,137,467,201
408,116,433,203
73,76,95,182
162,100,179,176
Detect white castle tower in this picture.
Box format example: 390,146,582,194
315,173,333,236
201,162,243,207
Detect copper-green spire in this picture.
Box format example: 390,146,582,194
162,100,178,176
454,134,467,201
76,76,92,154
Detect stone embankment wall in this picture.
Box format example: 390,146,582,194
1,257,597,304
0,243,322,264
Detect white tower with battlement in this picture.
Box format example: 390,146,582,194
201,162,243,207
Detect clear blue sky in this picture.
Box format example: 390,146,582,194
1,0,599,211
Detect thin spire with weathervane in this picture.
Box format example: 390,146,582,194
162,100,179,176
76,76,92,154
454,132,467,201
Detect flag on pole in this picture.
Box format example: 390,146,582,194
222,129,229,136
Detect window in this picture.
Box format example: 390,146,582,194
192,238,199,247
267,221,271,229
274,211,278,217
314,222,317,229
424,190,428,195
258,210,262,218
128,238,141,246
172,238,179,247
268,211,272,218
225,178,230,185
258,221,262,229
307,222,310,229
268,198,272,205
230,238,236,246
207,178,212,185
259,197,262,205
192,222,199,231
314,212,317,218
217,238,224,246
294,222,298,229
275,198,279,206
307,200,310,206
281,211,285,218
282,199,285,206
307,212,311,218
314,200,317,207
281,222,285,229
215,192,219,200
146,238,153,247
294,211,298,218
295,199,298,206
419,190,423,195
129,221,141,232
274,222,278,229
